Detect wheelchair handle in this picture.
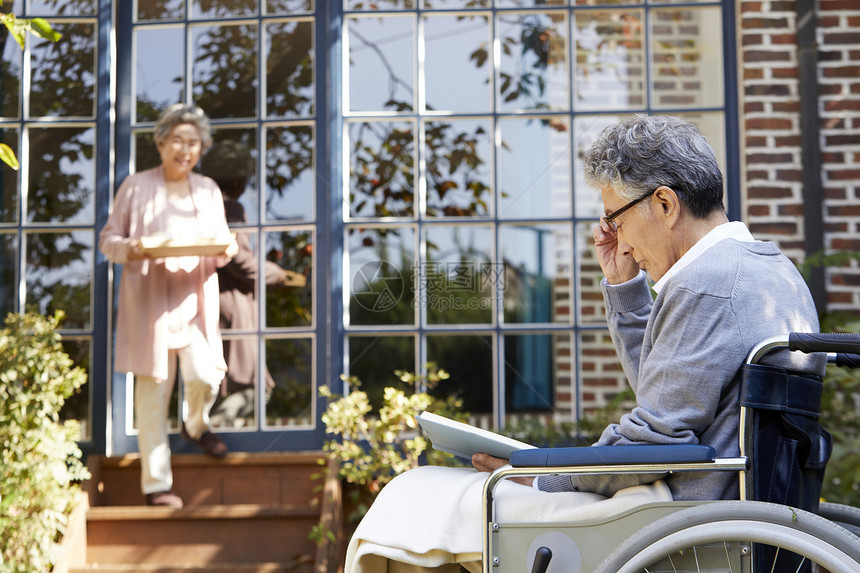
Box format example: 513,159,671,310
789,332,860,354
834,353,860,368
747,332,860,365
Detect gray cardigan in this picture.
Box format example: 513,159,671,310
538,238,825,500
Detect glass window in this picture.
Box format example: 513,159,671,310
25,230,94,330
191,0,256,19
575,222,607,326
423,224,494,325
0,128,20,223
500,223,572,325
343,1,735,431
211,334,259,430
265,336,314,427
651,7,724,109
265,124,315,222
424,118,493,218
27,126,95,224
423,14,490,113
504,332,573,416
347,335,416,410
345,1,415,13
118,4,322,439
347,120,416,219
499,1,565,7
346,15,415,113
60,338,92,440
29,21,96,118
105,0,737,447
137,0,185,21
0,232,18,318
423,0,490,7
265,19,315,118
572,114,619,219
0,37,22,119
496,10,569,112
133,130,160,171
497,116,571,219
28,0,97,16
8,8,99,444
191,23,259,120
347,226,416,326
427,333,493,421
573,10,646,111
206,128,259,224
135,26,185,122
264,228,314,328
268,1,315,13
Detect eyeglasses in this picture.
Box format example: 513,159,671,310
603,188,657,231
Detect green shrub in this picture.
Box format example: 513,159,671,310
0,312,90,573
821,308,860,507
818,317,860,507
318,329,860,516
316,363,465,527
820,361,860,507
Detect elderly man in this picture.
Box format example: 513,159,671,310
475,113,824,500
345,114,825,573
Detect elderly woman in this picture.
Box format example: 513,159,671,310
99,103,238,509
345,115,825,573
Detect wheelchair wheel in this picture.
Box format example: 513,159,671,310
819,501,860,536
594,501,860,573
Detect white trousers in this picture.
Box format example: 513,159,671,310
135,327,224,495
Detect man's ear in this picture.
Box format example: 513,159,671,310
653,185,682,227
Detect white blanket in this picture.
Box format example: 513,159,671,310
345,465,673,573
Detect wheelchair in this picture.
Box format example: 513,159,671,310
482,332,860,573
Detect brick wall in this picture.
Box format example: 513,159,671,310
740,0,860,318
818,0,860,316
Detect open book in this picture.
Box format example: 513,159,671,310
416,411,536,461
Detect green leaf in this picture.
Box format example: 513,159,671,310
1,13,27,50
29,18,62,42
0,143,19,170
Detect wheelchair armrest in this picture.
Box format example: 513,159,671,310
509,444,717,467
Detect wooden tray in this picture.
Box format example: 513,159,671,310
139,235,234,257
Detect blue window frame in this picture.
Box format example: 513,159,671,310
110,0,331,454
340,0,740,431
38,0,739,453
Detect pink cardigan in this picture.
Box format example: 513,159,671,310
99,166,231,381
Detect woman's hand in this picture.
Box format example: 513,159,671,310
126,239,148,261
593,220,639,285
224,237,240,258
472,453,535,487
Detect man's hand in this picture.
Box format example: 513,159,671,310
472,453,535,487
593,221,639,285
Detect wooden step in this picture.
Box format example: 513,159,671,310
88,451,326,507
85,503,318,567
70,564,304,573
68,452,341,573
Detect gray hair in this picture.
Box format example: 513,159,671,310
583,114,725,219
153,103,213,152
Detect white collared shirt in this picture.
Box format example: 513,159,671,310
653,221,757,295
